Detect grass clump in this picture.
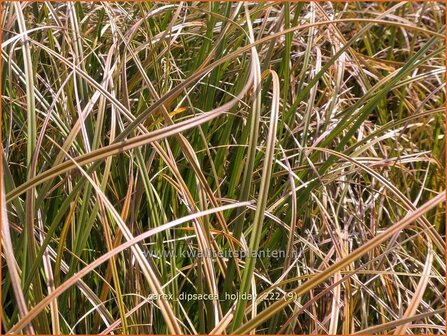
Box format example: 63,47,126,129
1,2,445,334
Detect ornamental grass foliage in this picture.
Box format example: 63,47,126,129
1,2,446,334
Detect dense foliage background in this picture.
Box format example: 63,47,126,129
2,1,446,334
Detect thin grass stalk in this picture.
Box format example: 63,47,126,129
231,69,280,330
